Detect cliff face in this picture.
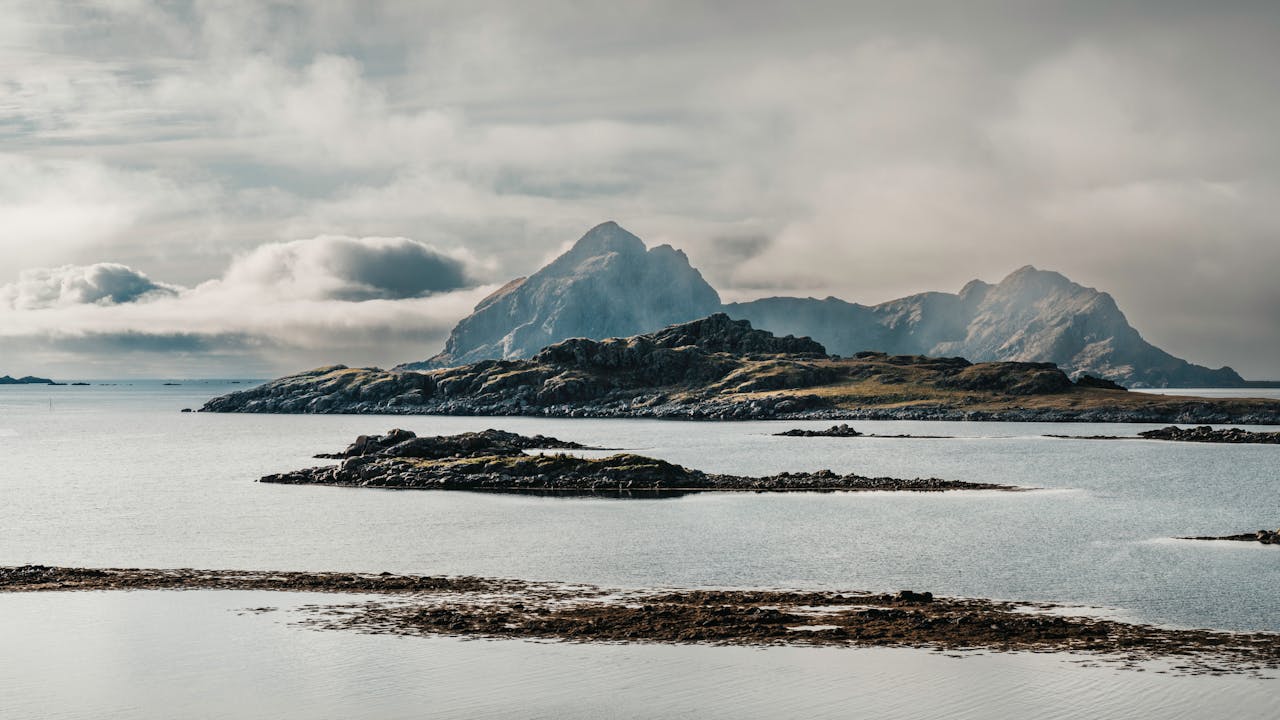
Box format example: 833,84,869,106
399,221,722,370
403,222,1242,387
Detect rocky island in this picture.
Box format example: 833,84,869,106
1186,529,1280,545
775,424,864,437
203,314,1280,424
0,374,58,385
261,428,1017,494
1138,426,1280,444
4,565,1277,676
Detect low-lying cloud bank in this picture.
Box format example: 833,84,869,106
0,235,491,378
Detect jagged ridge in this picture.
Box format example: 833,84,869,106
402,222,1242,387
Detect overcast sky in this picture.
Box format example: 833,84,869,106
2,1,1278,378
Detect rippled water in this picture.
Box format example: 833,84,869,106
2,381,1278,717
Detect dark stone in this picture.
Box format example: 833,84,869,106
1075,375,1127,391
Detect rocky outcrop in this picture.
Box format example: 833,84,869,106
1186,529,1280,545
1138,426,1280,444
399,221,721,369
314,428,591,459
204,314,839,417
203,314,1280,424
775,424,863,437
261,429,1018,493
6,566,1279,674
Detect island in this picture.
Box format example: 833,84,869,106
4,565,1277,676
202,315,1280,424
0,374,58,385
261,429,1018,494
1185,529,1280,545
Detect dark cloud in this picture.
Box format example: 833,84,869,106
220,236,474,301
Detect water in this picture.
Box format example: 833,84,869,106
2,381,1278,717
2,591,1273,720
1132,387,1280,399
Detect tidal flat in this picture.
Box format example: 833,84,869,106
5,565,1278,677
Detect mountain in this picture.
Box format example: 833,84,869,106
728,266,1243,388
399,221,722,369
0,374,57,385
401,222,1243,388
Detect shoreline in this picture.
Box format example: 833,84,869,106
201,401,1280,425
4,565,1277,676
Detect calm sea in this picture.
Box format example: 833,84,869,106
2,381,1278,718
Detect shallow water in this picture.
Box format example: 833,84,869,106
1,381,1278,717
1,591,1274,720
1132,387,1280,399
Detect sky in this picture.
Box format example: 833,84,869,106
2,1,1278,379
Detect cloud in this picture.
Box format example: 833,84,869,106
216,235,476,301
0,237,493,377
2,2,1280,377
1,263,180,310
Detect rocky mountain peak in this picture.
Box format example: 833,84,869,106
398,222,722,370
560,220,646,260
401,222,1246,388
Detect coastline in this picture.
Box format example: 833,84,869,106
5,565,1277,677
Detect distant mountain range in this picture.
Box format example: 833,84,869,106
0,374,57,385
401,222,1245,388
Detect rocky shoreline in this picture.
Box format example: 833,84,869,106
1185,529,1280,545
203,384,1280,424
1139,426,1280,444
1046,426,1280,443
3,565,1277,675
200,316,1280,424
262,429,1019,494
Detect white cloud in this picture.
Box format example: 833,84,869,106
0,235,492,377
1,263,179,310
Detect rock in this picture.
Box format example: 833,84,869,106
265,430,1020,494
775,424,863,437
200,317,1280,425
1074,375,1127,391
1138,426,1280,444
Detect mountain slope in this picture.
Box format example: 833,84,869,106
730,267,1242,388
403,222,1243,387
399,221,721,369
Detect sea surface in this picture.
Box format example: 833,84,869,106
2,381,1278,718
